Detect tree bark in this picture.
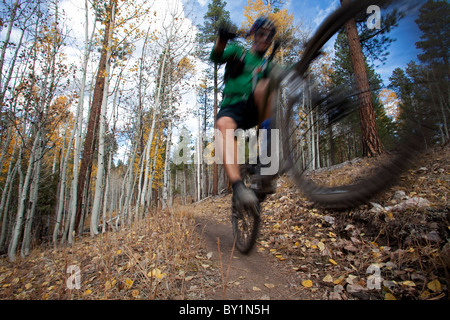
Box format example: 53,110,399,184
75,0,116,230
341,0,383,157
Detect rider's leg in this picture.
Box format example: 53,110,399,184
253,78,274,121
217,115,259,209
252,79,277,197
216,116,240,183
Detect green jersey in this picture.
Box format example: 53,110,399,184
210,43,272,108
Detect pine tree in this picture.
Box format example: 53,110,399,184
414,0,449,143
331,30,395,156
415,0,450,79
338,0,403,157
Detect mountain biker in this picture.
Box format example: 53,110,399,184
210,17,278,210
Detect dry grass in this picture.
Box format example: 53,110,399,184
0,206,216,300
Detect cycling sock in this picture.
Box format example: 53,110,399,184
260,118,272,130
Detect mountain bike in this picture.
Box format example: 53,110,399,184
232,0,434,254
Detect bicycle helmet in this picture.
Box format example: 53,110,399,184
248,17,276,39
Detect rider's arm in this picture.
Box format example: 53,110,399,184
210,26,238,64
212,36,228,59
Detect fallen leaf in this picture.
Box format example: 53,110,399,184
83,289,92,295
148,268,166,280
420,290,431,300
402,280,416,287
253,286,262,291
322,274,333,283
329,258,337,265
131,290,139,297
105,279,117,290
385,293,396,300
125,278,133,289
302,280,313,288
317,242,325,251
427,279,442,292
264,283,275,289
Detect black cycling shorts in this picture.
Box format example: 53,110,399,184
216,94,259,130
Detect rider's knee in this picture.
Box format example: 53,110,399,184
217,116,236,133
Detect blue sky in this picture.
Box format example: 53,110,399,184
184,0,427,85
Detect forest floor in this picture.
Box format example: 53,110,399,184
0,145,449,300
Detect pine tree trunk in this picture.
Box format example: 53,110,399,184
341,0,383,157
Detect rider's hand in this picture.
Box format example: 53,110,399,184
218,22,237,41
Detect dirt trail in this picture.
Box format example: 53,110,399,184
193,195,313,300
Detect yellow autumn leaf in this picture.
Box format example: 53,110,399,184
253,286,262,291
385,293,396,300
302,280,313,288
125,278,133,289
402,280,416,287
427,279,442,292
329,259,337,265
148,268,166,280
84,289,92,295
420,290,431,300
116,250,122,254
323,274,333,283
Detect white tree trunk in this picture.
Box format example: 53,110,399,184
139,45,168,207
91,1,115,236
53,113,74,243
162,120,173,210
21,143,42,257
8,133,38,261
